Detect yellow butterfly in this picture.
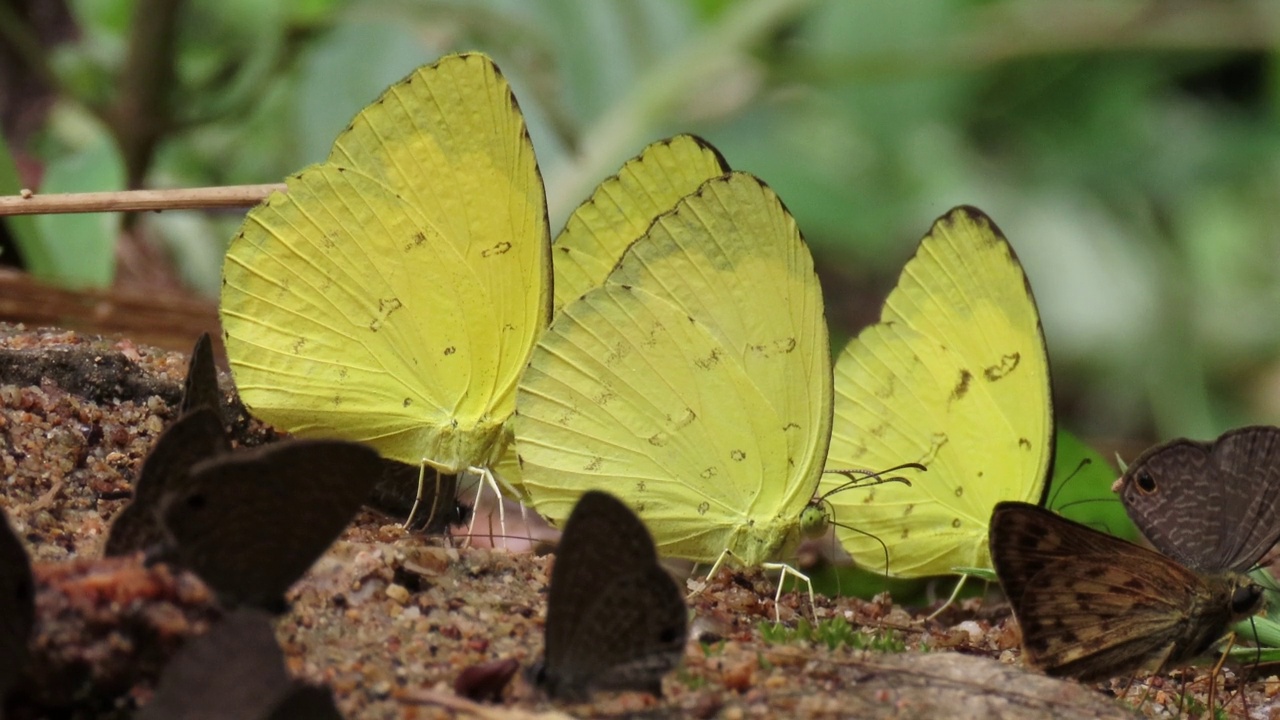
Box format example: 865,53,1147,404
493,134,730,501
220,53,549,498
820,207,1054,578
515,172,832,595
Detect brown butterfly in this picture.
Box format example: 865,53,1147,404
529,490,687,700
103,408,231,557
179,332,223,418
1115,426,1280,576
137,608,341,719
989,501,1264,681
105,334,231,557
0,508,34,708
155,437,380,610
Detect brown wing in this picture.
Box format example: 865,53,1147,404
1117,426,1280,573
138,609,292,719
534,491,687,700
159,439,379,609
179,332,223,419
104,408,230,557
0,509,34,703
989,502,1235,681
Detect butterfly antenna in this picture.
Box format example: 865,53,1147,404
1114,452,1130,475
1049,496,1121,515
1048,496,1122,534
1044,456,1092,509
818,462,923,502
826,517,892,587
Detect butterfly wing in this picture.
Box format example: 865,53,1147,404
0,509,33,703
104,407,230,557
552,134,730,313
536,491,686,700
493,135,730,500
266,684,344,720
1118,426,1280,574
138,609,297,720
158,439,379,609
823,207,1054,577
180,332,222,418
990,502,1244,681
221,52,550,473
516,173,831,566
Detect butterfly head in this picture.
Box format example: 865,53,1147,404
1228,574,1265,619
798,502,830,540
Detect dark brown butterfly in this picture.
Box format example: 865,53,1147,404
105,334,231,557
104,408,231,557
0,508,34,707
179,332,223,418
989,501,1263,681
155,438,380,610
137,608,342,720
529,490,686,700
1115,426,1280,575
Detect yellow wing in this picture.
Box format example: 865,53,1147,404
516,172,832,567
552,135,729,313
495,134,731,497
821,207,1053,577
220,53,550,472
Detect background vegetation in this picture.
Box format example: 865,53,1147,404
3,0,1280,450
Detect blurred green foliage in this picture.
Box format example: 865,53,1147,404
5,0,1280,448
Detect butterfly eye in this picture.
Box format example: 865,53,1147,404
1230,583,1264,615
184,493,208,511
1135,471,1157,494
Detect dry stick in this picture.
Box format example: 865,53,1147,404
0,184,285,216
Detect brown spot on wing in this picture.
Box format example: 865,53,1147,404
984,352,1021,382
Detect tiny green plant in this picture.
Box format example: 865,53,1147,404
757,617,904,652
675,668,707,691
699,640,726,658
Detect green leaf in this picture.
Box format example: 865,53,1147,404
1046,429,1141,543
29,109,124,288
294,21,435,166
0,140,42,257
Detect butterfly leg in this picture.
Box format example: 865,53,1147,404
463,466,509,548
488,465,534,544
688,549,731,598
689,550,816,623
401,462,432,531
925,574,971,621
762,561,816,624
1204,631,1237,718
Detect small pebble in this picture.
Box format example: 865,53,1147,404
385,583,410,604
